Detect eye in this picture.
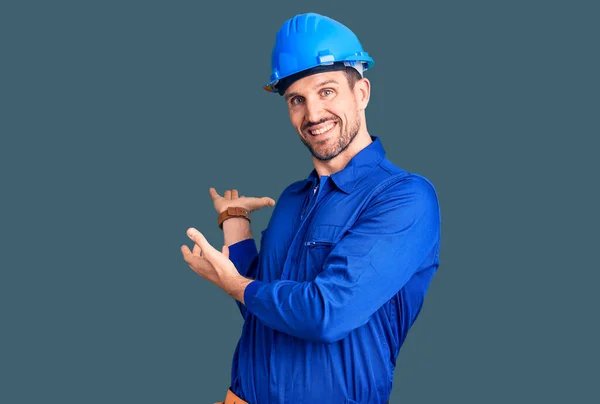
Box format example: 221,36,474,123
321,89,334,97
290,96,305,106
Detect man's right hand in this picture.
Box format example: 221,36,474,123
209,187,275,214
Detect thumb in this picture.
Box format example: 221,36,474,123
247,196,276,211
221,244,230,259
186,228,217,257
263,197,276,206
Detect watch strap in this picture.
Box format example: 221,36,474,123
218,207,250,229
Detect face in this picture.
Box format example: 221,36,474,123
284,70,364,161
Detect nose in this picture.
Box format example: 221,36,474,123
305,98,325,125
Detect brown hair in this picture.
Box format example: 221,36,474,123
343,66,363,89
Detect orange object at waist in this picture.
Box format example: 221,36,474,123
215,388,249,404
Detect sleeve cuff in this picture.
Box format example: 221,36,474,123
228,238,258,262
243,280,265,309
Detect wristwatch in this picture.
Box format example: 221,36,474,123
218,207,251,229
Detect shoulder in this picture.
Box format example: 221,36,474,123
374,157,438,196
371,163,440,214
388,172,437,197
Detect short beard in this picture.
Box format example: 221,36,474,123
301,114,361,161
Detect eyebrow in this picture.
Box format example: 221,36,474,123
285,79,340,101
315,79,339,88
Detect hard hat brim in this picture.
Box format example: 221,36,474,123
263,57,374,94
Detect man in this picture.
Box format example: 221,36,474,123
181,12,441,404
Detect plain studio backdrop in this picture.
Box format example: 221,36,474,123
1,1,598,403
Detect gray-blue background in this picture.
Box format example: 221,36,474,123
1,0,598,403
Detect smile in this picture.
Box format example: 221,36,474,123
308,121,336,136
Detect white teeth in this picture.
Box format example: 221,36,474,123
310,122,335,135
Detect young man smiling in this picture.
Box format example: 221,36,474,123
285,68,369,172
181,12,442,404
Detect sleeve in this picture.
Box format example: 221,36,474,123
243,175,441,343
228,238,259,319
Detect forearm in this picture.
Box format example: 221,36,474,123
223,224,259,318
223,274,255,305
243,277,370,343
222,217,253,246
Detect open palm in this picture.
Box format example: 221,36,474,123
209,187,275,214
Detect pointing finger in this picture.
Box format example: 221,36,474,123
181,244,192,260
231,189,239,199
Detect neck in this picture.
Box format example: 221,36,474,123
313,130,373,177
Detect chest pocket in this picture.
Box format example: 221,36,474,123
302,224,342,280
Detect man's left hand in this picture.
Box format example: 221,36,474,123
181,227,253,303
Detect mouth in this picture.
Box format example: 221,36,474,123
306,121,337,139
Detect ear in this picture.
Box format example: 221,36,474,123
355,78,371,110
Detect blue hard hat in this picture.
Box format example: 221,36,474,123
264,13,374,94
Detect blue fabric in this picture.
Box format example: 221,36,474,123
227,136,441,404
